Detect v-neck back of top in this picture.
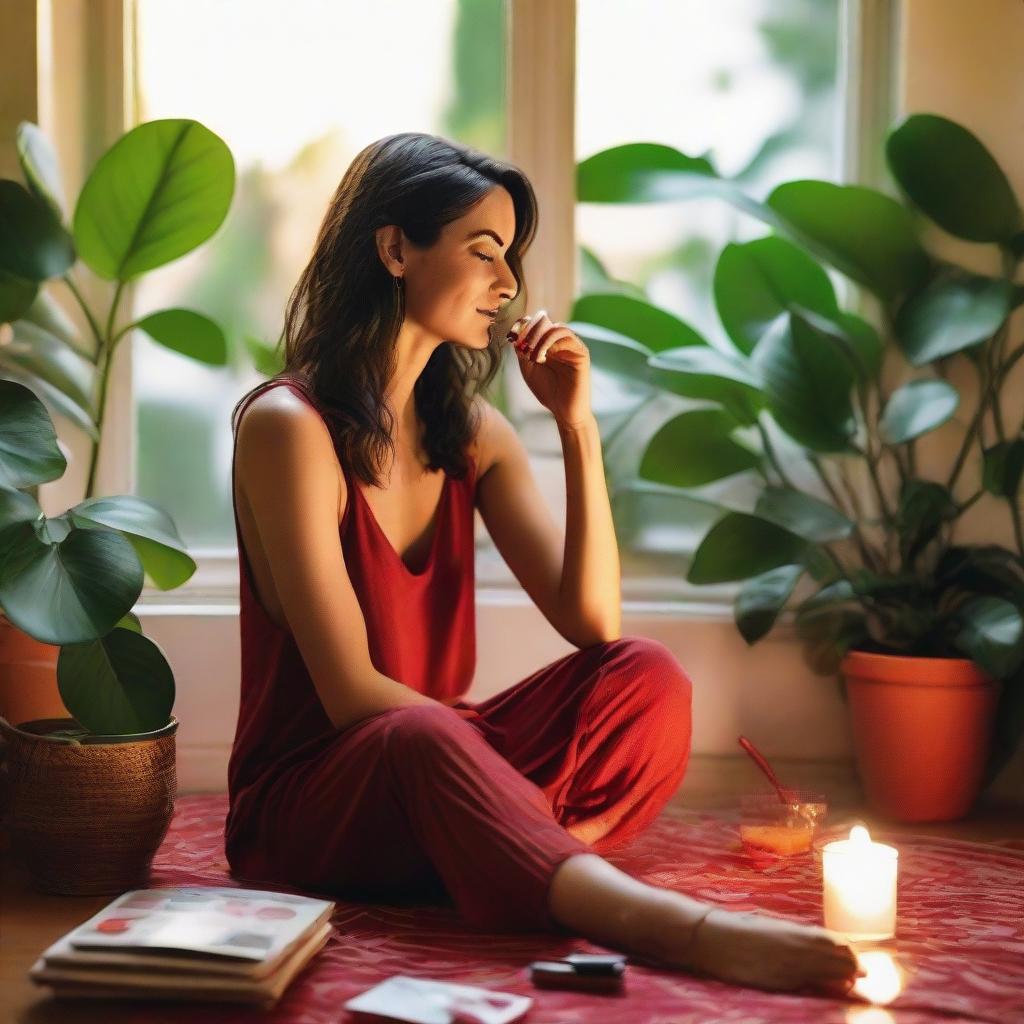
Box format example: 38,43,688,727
226,373,478,812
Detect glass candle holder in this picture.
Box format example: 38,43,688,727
739,790,829,857
822,825,898,940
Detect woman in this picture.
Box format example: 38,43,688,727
226,132,862,997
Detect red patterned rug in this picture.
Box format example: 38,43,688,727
117,794,1024,1023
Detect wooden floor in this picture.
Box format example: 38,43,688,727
2,797,1022,1023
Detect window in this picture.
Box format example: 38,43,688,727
125,0,858,603
130,0,508,548
574,0,845,602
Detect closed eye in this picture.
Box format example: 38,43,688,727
474,252,494,263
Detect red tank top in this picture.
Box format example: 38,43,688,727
225,374,478,823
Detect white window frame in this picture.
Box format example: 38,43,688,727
15,0,900,614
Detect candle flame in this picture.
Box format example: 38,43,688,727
850,824,872,844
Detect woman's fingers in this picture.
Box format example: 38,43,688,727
506,314,532,341
506,310,547,346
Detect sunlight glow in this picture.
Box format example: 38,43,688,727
852,950,905,1005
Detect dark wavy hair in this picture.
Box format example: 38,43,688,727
231,132,537,486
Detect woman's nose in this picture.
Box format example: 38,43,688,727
495,265,516,301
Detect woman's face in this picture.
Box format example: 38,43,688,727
390,184,519,349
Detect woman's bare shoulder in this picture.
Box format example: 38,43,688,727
236,386,347,513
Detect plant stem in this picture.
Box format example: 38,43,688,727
755,418,797,490
958,489,984,514
947,360,989,493
83,280,126,500
859,439,894,525
809,455,881,573
61,272,104,362
887,443,907,488
820,543,852,583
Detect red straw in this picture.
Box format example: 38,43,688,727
738,735,798,804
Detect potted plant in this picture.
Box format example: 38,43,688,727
0,117,234,891
570,112,1024,822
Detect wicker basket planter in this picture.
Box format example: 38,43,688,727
0,714,178,894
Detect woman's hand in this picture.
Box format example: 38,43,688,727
506,310,592,430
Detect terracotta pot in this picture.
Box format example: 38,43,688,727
0,613,69,855
841,650,1001,822
0,613,68,725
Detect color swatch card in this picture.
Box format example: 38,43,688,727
344,975,533,1024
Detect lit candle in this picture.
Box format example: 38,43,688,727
822,825,898,940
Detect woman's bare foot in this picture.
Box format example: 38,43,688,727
548,854,864,997
673,905,865,996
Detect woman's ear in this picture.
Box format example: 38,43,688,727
375,225,404,275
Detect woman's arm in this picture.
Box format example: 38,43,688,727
474,398,620,648
556,414,622,643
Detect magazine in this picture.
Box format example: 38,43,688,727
28,885,336,1007
30,921,332,1006
62,886,332,962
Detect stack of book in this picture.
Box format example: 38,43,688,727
29,885,335,1008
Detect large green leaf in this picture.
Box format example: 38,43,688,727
0,367,98,443
16,121,68,223
0,180,75,281
687,512,808,584
886,113,1023,244
0,523,143,644
570,293,708,352
74,119,234,281
895,268,1012,365
829,311,884,382
753,485,853,543
750,310,857,452
955,596,1024,678
578,244,647,299
647,346,763,425
638,409,762,488
66,494,196,590
766,180,930,301
0,268,38,323
600,393,683,490
132,308,228,366
577,142,750,208
0,486,41,533
797,579,858,616
879,379,959,444
983,440,1024,499
3,319,97,416
713,236,839,355
57,627,175,735
937,545,1024,604
734,564,804,644
569,322,655,386
785,305,883,385
0,379,66,487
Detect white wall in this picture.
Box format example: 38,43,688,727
143,598,860,798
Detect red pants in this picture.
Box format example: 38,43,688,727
245,636,693,932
